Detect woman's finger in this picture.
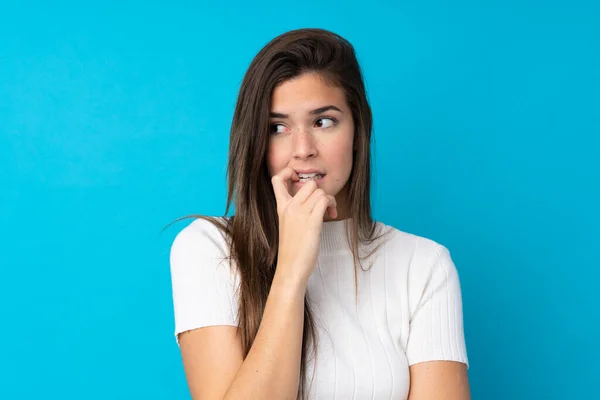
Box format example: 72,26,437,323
310,194,338,221
271,167,297,206
306,189,337,214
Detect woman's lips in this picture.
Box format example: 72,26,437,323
294,174,326,187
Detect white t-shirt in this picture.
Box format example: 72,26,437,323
170,217,469,399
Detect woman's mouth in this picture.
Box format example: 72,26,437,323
298,172,324,182
295,173,326,186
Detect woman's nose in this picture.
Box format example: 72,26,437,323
291,130,317,159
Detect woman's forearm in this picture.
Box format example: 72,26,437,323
223,268,307,400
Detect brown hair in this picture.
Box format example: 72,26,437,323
167,28,391,399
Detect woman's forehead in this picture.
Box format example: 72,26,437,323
271,74,346,115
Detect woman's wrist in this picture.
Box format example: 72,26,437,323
272,265,309,295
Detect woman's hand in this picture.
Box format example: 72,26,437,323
271,167,338,285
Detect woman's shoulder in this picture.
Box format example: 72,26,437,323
374,220,450,259
169,217,239,335
170,216,232,259
373,221,460,289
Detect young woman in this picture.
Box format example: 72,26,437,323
170,28,470,399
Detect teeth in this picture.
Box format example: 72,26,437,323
298,173,323,182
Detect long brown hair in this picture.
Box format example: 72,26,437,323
167,28,391,399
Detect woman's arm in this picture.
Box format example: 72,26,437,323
223,270,306,400
178,269,307,400
408,361,471,400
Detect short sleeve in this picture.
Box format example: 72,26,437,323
169,219,239,345
405,243,469,367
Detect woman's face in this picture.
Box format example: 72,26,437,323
266,72,354,220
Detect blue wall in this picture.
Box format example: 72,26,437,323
1,1,598,398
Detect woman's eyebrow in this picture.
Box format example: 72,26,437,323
269,105,343,119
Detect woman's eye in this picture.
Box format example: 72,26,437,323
270,124,286,134
270,118,336,133
315,117,336,129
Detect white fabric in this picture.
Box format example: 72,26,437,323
170,217,469,399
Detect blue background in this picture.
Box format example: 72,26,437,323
1,1,598,398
